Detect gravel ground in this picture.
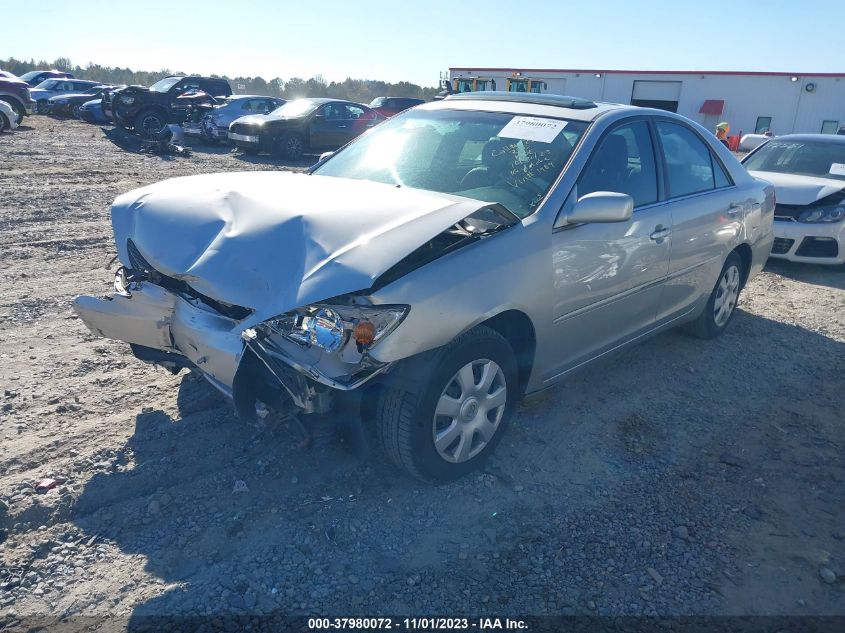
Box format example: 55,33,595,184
0,117,843,625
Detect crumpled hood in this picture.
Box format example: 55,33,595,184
111,171,488,320
749,170,845,205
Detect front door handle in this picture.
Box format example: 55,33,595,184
650,225,671,241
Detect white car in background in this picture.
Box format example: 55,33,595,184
743,134,845,265
0,99,19,132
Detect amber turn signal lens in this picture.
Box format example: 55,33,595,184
353,320,376,346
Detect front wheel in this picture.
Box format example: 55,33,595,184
376,326,518,482
0,112,8,132
277,132,304,160
685,252,744,339
135,109,166,139
72,104,82,119
36,99,49,114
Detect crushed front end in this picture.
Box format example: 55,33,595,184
73,247,402,419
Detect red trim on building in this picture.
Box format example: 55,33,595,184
699,100,725,115
449,68,845,78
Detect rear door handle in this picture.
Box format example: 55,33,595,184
650,225,671,241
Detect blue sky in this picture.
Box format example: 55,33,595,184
2,0,839,87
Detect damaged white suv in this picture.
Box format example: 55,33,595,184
75,93,774,481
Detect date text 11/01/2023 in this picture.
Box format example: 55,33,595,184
308,617,529,630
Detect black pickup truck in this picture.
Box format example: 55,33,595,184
109,75,232,137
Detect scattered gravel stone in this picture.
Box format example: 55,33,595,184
819,568,837,584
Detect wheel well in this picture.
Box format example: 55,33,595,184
733,243,752,288
479,310,536,395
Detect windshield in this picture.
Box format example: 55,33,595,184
270,99,319,117
36,79,61,90
20,71,46,81
744,139,845,182
149,77,182,92
313,108,588,218
369,97,386,108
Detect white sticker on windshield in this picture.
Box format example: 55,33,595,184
498,116,567,143
830,163,845,176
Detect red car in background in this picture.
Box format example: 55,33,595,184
368,96,424,118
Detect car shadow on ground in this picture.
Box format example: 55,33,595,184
69,309,845,621
101,126,144,153
764,259,845,289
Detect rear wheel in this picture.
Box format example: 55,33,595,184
686,252,744,339
36,99,49,114
376,326,518,482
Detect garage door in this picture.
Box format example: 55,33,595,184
631,81,682,112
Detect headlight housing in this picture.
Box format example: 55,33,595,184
265,304,409,353
799,204,845,223
120,95,135,105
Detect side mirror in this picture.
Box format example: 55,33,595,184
318,151,334,163
562,191,633,225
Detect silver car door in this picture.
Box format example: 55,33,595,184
652,120,745,322
547,119,671,382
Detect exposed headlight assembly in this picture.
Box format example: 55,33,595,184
120,95,135,105
264,304,409,354
799,205,845,223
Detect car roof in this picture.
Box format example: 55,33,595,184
227,94,279,100
770,134,845,144
423,91,627,122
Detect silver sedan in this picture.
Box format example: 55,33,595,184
73,92,774,481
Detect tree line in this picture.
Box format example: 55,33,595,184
0,57,439,103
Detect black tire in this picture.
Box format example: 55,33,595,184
0,112,8,132
72,104,82,119
0,98,24,124
375,326,518,482
134,109,166,139
36,99,49,114
277,132,305,160
239,145,259,155
685,251,744,339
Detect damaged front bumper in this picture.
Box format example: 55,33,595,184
73,272,391,415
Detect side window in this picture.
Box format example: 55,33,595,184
713,156,732,188
345,105,365,119
579,121,658,207
656,121,716,198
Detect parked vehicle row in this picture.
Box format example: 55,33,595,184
229,98,385,159
183,95,285,143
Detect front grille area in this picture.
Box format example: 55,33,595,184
795,237,839,258
229,121,259,136
774,204,803,222
771,238,795,255
126,239,252,320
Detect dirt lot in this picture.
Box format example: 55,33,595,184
1,117,843,625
